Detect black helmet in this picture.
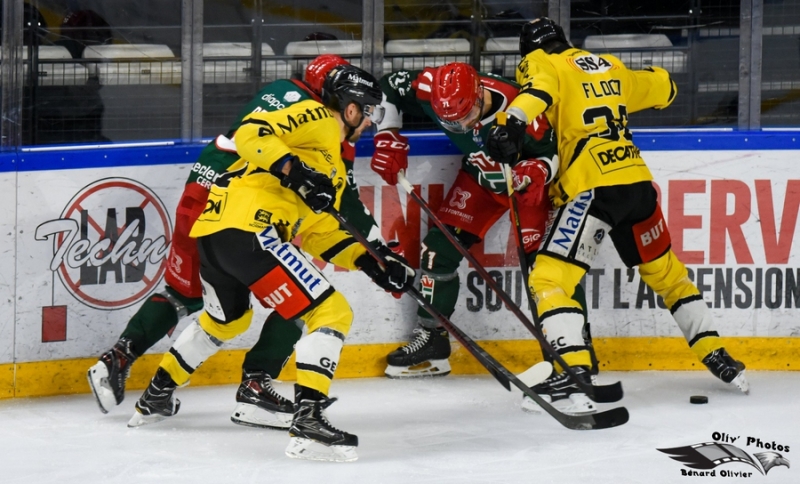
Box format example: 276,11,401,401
519,17,568,56
321,65,382,113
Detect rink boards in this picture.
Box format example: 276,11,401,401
1,131,798,398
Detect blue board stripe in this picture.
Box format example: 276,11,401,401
1,130,798,173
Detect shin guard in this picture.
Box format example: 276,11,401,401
295,328,345,396
160,319,223,386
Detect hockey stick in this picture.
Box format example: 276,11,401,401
396,172,622,404
502,166,553,367
326,205,628,430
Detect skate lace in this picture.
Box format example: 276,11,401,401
317,398,347,434
402,328,431,354
261,377,290,404
112,346,134,381
540,367,587,387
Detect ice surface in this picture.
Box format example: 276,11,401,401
1,371,797,483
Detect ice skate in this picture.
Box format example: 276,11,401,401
285,385,358,463
87,338,138,414
230,370,294,429
128,368,181,428
703,348,749,394
521,365,597,415
385,326,451,378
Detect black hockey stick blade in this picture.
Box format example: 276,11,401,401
398,173,622,404
325,206,627,429
418,289,628,430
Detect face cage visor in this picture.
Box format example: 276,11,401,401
363,103,385,125
437,89,483,134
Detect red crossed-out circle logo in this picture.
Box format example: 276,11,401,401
36,178,172,310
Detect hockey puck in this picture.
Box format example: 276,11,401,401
690,395,708,404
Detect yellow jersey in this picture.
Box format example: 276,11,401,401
190,99,367,270
509,48,677,206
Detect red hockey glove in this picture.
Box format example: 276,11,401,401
371,130,409,185
512,158,549,207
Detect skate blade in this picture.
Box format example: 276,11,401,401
732,370,750,395
127,410,168,428
385,359,451,379
230,402,292,430
285,437,358,463
87,363,115,414
521,393,598,416
127,399,180,428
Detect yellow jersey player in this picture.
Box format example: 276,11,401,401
128,65,415,463
486,18,748,404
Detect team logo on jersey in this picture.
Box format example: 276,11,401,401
449,188,471,210
35,178,172,310
569,54,613,73
389,71,411,96
284,91,301,102
467,151,507,191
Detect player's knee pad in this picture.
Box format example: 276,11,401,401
250,241,335,321
638,250,699,309
529,254,584,314
295,327,346,396
301,291,353,336
160,319,224,386
198,308,253,341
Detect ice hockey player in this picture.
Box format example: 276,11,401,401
87,55,387,430
486,17,749,405
371,61,599,413
128,65,415,463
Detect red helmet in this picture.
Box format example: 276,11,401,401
304,54,349,96
431,62,483,133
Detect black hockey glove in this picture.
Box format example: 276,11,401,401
486,113,528,165
355,244,416,294
270,155,336,213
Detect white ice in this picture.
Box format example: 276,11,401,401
1,371,797,484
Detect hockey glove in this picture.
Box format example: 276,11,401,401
486,113,527,165
512,158,549,207
270,155,336,213
371,130,410,185
356,243,416,294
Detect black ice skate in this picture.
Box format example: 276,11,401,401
285,385,358,462
128,368,181,428
230,370,294,429
385,326,451,378
87,338,138,414
521,365,597,415
702,348,749,394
